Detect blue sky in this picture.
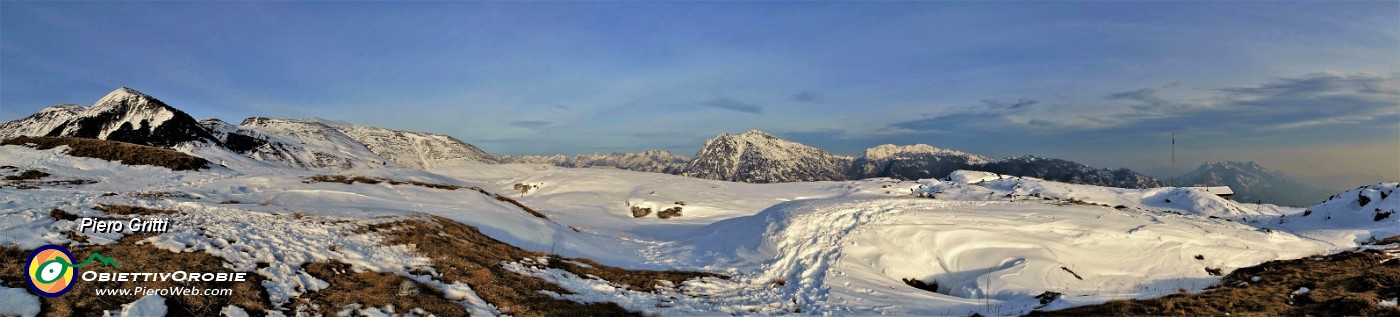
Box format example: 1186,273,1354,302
2,2,1396,189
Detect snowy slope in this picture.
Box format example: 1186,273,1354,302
682,130,852,183
0,88,218,147
332,123,498,168
230,117,391,169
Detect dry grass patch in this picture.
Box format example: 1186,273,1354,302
365,215,721,317
297,261,467,316
4,169,50,180
94,204,180,216
304,174,466,191
0,237,270,316
1030,237,1400,317
1,136,209,171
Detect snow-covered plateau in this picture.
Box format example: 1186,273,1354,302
1,141,1395,316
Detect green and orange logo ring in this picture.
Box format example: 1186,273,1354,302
24,244,119,297
25,245,77,297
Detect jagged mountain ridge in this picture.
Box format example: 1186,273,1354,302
680,130,853,183
1180,161,1333,206
971,155,1166,189
513,132,1168,189
847,144,991,181
501,150,688,173
0,88,219,147
1,87,497,170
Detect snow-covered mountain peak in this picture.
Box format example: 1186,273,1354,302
38,104,85,115
736,130,777,139
682,130,851,183
0,87,218,147
95,85,153,103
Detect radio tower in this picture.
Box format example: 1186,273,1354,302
1170,132,1176,187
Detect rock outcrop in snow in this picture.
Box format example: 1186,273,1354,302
0,87,219,147
1180,161,1332,206
681,130,852,183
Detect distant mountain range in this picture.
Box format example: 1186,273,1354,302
0,87,1338,206
500,150,689,174
1179,161,1334,206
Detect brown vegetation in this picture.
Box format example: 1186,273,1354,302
1,136,209,171
303,174,463,190
94,204,181,216
1030,238,1400,317
364,215,721,317
299,261,467,316
5,169,50,180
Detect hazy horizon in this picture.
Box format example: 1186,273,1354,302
2,2,1396,192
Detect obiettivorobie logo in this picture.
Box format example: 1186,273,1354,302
25,244,120,297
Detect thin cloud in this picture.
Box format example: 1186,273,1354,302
701,96,763,114
509,120,553,129
792,91,825,103
981,98,1039,110
1106,88,1165,110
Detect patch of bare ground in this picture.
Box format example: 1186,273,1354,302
1029,236,1400,317
1,168,97,189
363,215,722,317
94,204,180,216
303,174,462,190
1,136,209,171
298,261,467,316
0,236,270,316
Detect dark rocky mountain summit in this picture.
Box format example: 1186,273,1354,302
0,87,219,147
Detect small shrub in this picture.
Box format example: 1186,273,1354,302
1195,254,1205,260
1205,267,1223,276
218,199,241,204
631,206,652,218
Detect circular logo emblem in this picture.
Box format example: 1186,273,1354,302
25,244,76,297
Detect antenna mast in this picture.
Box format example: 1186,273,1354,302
1170,132,1176,187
